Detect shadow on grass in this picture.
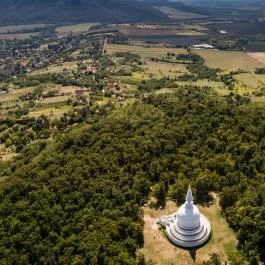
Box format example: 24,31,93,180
148,200,167,210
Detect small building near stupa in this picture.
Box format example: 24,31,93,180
157,186,211,248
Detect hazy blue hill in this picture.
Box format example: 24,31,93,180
0,0,170,25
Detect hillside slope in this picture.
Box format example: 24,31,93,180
0,0,169,25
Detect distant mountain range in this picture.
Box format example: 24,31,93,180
0,0,164,25
0,0,262,26
0,0,208,25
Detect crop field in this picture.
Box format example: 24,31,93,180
157,6,207,20
55,23,99,36
116,24,206,36
105,44,187,58
141,195,237,265
193,49,264,70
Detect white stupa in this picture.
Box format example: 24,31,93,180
157,186,211,248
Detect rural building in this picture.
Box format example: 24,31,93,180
75,89,85,97
192,44,214,49
86,66,97,74
109,87,121,95
107,79,118,88
157,186,211,248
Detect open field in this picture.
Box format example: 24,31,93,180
30,61,78,75
178,80,225,89
153,88,178,94
157,6,207,20
248,52,265,65
44,84,77,94
123,29,205,36
27,105,73,119
145,61,188,78
193,49,264,70
55,23,99,36
38,95,71,104
0,24,46,33
141,195,237,265
0,87,33,103
0,84,77,105
116,24,206,36
0,32,39,40
106,44,186,58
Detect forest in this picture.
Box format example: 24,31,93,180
0,87,264,264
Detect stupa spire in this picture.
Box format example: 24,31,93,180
185,185,193,204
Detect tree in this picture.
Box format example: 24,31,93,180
152,182,166,207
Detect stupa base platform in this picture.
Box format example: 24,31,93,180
158,213,211,248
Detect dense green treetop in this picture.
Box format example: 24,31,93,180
0,87,264,264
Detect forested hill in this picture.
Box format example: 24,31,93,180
0,0,169,25
0,88,264,264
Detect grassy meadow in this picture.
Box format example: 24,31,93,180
141,196,237,265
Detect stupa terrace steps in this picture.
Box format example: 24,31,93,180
170,222,205,237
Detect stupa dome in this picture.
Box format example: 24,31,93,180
177,203,200,228
157,186,211,248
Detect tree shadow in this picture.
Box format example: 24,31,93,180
196,193,214,208
148,199,166,210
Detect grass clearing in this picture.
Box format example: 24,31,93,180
141,195,238,265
